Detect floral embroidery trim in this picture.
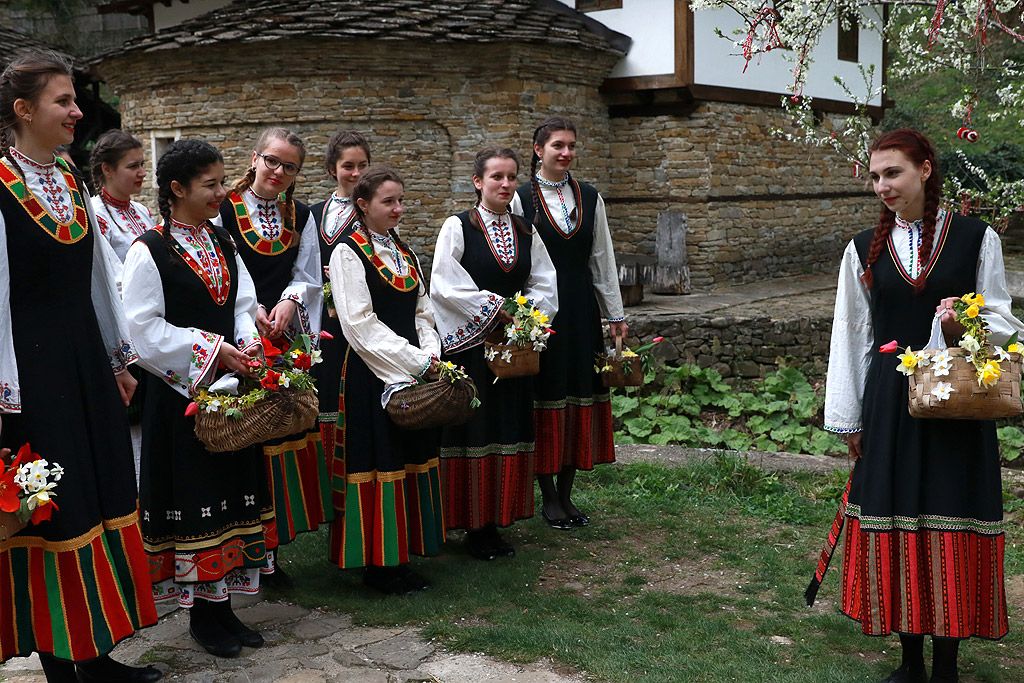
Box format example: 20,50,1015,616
0,157,88,244
477,206,518,272
320,196,358,245
230,190,296,256
100,189,150,236
0,380,21,413
847,503,1004,535
886,209,951,286
441,293,503,353
536,173,584,239
188,332,223,395
166,221,232,306
349,230,418,292
109,339,139,373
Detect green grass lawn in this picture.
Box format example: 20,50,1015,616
275,456,1024,682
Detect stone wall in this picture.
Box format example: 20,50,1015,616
627,311,833,380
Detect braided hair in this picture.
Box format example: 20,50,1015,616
324,130,371,180
469,145,531,236
0,50,74,181
351,165,424,290
528,117,577,229
860,128,941,293
232,127,306,226
155,139,224,261
89,129,142,193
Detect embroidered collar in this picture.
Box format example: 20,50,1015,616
476,207,518,272
9,147,56,171
320,195,357,245
350,230,418,292
169,217,205,233
895,214,923,231
886,209,952,286
332,192,351,205
0,156,88,244
166,219,232,305
101,188,133,211
230,190,295,255
247,187,277,204
535,173,584,238
536,172,569,188
477,204,510,222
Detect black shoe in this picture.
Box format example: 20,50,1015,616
466,529,498,561
541,509,573,531
76,656,162,683
567,512,590,527
262,564,293,591
483,525,515,557
210,599,264,648
880,664,927,683
363,566,415,595
189,601,242,658
395,564,431,591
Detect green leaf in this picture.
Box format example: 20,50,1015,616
611,395,639,418
624,417,654,438
225,408,243,419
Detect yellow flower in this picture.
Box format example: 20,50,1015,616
979,361,1001,387
961,292,976,304
1009,343,1021,353
972,293,985,307
966,303,980,318
896,347,918,376
516,295,527,305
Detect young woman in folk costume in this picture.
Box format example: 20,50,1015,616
510,117,625,529
122,139,273,659
214,127,329,589
309,130,370,461
89,129,158,484
89,129,156,262
0,50,160,683
823,129,1022,683
430,146,557,560
327,166,445,594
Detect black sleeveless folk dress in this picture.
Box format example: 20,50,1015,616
220,192,331,548
438,211,537,530
327,231,444,569
841,213,1007,639
515,177,615,474
136,226,274,602
0,158,157,662
309,197,356,460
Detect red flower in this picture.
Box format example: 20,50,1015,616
293,353,312,371
261,369,281,391
30,499,56,524
12,443,33,470
319,330,334,340
260,337,282,359
184,402,200,417
879,340,899,353
652,336,664,343
0,469,20,513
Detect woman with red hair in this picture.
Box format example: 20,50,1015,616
823,128,1022,683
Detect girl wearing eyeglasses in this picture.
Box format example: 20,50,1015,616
214,127,329,589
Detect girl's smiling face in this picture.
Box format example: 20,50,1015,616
357,180,404,234
334,146,369,197
535,129,576,180
251,138,302,198
171,161,227,224
868,148,931,221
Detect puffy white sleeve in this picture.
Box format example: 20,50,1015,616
0,211,20,412
87,194,136,374
279,211,323,339
329,244,436,385
122,240,224,397
429,216,505,353
824,240,873,434
525,230,558,321
232,255,263,354
587,193,625,322
510,192,524,217
977,227,1024,346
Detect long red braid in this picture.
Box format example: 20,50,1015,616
860,128,941,294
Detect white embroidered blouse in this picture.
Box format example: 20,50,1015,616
510,180,625,322
430,209,559,354
327,228,441,404
824,210,1024,434
91,189,157,262
0,152,137,413
121,220,262,398
212,188,322,339
320,193,358,242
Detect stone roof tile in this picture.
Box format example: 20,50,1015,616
100,0,629,58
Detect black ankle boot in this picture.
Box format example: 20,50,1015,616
75,654,162,683
210,596,264,648
189,599,242,658
38,652,76,683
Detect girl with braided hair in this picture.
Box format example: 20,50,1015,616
823,128,1022,683
89,129,155,262
327,166,445,594
430,146,558,560
0,50,160,682
213,127,329,590
309,130,370,467
510,117,625,529
122,139,273,659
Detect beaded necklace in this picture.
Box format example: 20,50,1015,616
330,193,351,237
10,147,71,223
370,230,405,276
535,171,572,230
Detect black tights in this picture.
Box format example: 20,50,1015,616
899,633,960,681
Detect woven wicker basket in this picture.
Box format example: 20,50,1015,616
386,375,478,430
600,337,645,388
908,350,1022,419
485,341,540,379
0,511,26,542
194,388,319,452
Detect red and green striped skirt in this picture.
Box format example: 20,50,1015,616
264,429,333,546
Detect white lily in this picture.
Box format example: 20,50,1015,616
930,381,955,401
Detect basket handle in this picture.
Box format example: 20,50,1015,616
926,313,947,350
615,335,623,359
